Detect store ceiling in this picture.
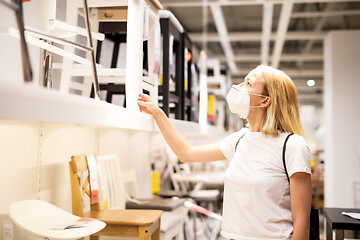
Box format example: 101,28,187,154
161,0,360,106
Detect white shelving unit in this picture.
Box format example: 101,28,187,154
0,2,229,238
0,80,229,235
0,81,156,131
0,80,228,135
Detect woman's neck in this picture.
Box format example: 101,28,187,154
247,110,265,132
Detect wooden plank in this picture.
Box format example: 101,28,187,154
138,225,150,240
69,162,85,217
71,155,88,172
94,224,139,237
89,209,163,225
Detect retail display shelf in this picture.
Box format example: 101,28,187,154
0,81,229,137
0,81,227,136
0,81,156,131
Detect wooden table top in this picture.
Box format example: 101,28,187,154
86,209,163,225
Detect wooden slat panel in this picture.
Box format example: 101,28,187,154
71,155,88,172
69,162,85,217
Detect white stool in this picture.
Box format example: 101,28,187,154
9,200,106,240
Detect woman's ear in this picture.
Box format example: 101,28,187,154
262,96,271,107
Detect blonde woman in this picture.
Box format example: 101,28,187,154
138,65,312,240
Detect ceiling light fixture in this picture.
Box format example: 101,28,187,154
307,79,315,87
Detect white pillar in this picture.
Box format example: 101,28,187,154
324,30,360,207
125,0,144,111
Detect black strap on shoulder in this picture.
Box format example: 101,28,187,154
282,133,319,240
282,133,294,183
235,133,246,152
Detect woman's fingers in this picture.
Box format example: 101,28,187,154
137,97,153,114
138,93,151,102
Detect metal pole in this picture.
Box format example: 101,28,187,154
15,0,33,82
1,0,33,82
0,0,18,11
82,0,100,99
25,28,93,52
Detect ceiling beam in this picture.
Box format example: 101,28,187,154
297,4,336,69
163,0,360,8
271,0,294,68
189,31,327,42
232,81,324,93
292,9,360,18
232,69,323,78
215,53,323,62
232,76,324,81
261,2,273,65
210,4,238,73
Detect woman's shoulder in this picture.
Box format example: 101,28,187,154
239,127,251,135
284,133,309,152
222,128,250,145
228,127,250,137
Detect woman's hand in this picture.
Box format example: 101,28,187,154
137,93,162,116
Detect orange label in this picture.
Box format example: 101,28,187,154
77,217,96,222
91,189,99,204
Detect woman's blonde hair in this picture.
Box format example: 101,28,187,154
256,65,305,137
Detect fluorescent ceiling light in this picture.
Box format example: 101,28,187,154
307,79,316,87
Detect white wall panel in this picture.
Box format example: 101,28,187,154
0,120,40,214
324,30,360,207
98,128,130,170
39,123,97,212
0,120,40,240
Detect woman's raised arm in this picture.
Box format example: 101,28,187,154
137,93,225,163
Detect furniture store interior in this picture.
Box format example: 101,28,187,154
0,0,359,239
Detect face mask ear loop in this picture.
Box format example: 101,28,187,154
249,96,271,109
248,92,269,98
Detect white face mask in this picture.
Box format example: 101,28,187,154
226,85,268,119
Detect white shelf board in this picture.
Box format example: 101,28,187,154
0,80,156,131
0,80,228,136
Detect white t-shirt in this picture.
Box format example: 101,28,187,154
218,128,311,240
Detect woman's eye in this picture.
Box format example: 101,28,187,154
247,82,251,86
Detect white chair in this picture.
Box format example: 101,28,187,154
97,153,185,240
55,0,161,108
8,199,106,240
